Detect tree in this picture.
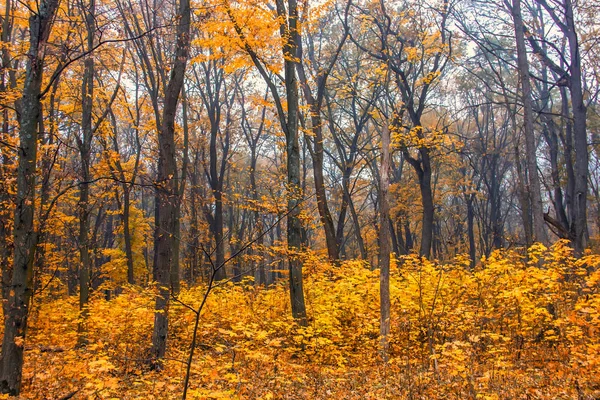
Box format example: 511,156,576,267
0,0,60,393
151,0,191,362
346,0,452,257
189,57,233,281
227,0,307,323
506,0,548,245
526,0,589,253
295,1,349,261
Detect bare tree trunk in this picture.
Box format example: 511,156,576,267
379,124,391,361
171,88,189,293
296,67,338,261
466,194,476,268
76,0,95,345
405,149,434,258
510,0,547,244
0,0,17,318
0,0,59,393
563,0,588,254
279,0,307,324
420,152,435,257
250,153,266,284
151,0,190,362
118,186,134,284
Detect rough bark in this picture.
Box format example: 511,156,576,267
0,0,16,319
279,0,307,324
151,0,190,362
0,0,59,393
563,0,588,254
76,0,95,345
405,149,434,258
379,124,391,361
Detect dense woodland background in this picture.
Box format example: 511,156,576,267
0,0,599,397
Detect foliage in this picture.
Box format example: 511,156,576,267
3,241,599,399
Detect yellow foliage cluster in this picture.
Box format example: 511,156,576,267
2,240,599,399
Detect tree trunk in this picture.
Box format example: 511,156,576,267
563,0,588,254
510,0,547,244
151,0,190,362
417,150,435,258
171,89,189,293
77,0,95,345
379,124,391,361
276,0,307,324
466,194,476,269
123,187,135,284
296,66,338,261
250,153,266,285
0,0,59,393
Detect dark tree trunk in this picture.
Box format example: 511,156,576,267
466,194,476,269
406,149,434,258
171,90,189,293
296,66,338,261
278,0,306,324
0,0,15,317
77,0,95,344
123,187,135,284
563,0,588,254
510,0,547,244
151,0,190,362
0,0,59,393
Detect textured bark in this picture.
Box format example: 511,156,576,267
0,0,59,393
151,0,190,362
405,149,434,258
0,0,16,319
123,188,135,284
466,194,476,269
188,151,201,284
525,0,588,253
171,90,189,293
76,0,95,345
563,0,588,254
379,124,391,361
278,0,307,324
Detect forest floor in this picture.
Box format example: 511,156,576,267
3,241,600,399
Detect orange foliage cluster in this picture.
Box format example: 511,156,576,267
2,241,599,399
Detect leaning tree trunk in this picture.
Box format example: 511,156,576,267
0,0,59,394
151,0,190,362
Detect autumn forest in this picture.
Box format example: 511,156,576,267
0,0,599,397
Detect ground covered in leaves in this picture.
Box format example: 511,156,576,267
3,241,600,399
